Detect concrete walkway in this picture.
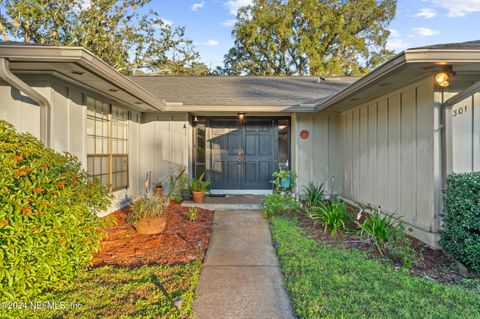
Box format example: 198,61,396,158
193,210,295,319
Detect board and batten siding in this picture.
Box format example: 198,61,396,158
445,90,480,174
340,78,437,245
295,112,343,195
0,76,145,214
0,79,46,139
139,113,191,192
50,79,145,213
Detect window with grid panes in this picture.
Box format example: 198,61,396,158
86,97,129,191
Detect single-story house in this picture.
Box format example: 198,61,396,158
0,40,479,248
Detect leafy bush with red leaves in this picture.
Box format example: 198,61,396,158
0,120,112,300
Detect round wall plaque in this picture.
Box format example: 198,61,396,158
300,130,309,139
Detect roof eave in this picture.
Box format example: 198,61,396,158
314,52,407,111
315,48,480,112
0,44,166,111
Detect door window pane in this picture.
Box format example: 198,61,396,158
278,119,290,169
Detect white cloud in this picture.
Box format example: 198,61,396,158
388,28,400,37
161,18,173,26
192,1,205,11
412,27,440,36
78,0,91,10
414,8,437,19
427,0,480,17
222,19,237,27
205,40,219,46
386,39,411,51
225,0,253,15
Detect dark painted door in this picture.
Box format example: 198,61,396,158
209,119,243,189
244,119,274,189
207,118,275,189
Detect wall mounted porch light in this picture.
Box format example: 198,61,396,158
435,65,456,88
237,112,246,122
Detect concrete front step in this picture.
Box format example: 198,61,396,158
182,202,262,210
181,195,264,211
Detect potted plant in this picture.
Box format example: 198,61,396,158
181,184,193,201
191,173,211,203
272,168,297,194
179,172,193,201
155,177,167,199
126,194,169,234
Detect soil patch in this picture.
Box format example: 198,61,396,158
93,203,214,267
292,210,471,285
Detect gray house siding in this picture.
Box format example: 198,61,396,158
139,113,192,191
294,112,343,195
444,78,480,174
297,77,439,246
0,79,45,138
0,75,145,214
340,78,437,246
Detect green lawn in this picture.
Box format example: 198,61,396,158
270,217,480,319
0,261,202,319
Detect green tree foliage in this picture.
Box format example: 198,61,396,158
224,0,396,76
0,120,112,300
0,0,210,75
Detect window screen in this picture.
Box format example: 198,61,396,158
86,96,129,191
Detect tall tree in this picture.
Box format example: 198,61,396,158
0,0,210,75
224,0,396,76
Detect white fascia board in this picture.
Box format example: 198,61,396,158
314,52,407,111
405,49,480,63
314,49,480,112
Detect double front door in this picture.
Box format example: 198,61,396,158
206,118,279,189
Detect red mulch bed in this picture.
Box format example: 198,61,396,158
93,203,214,267
292,208,472,285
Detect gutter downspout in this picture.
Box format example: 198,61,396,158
0,58,51,146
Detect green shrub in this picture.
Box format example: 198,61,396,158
261,193,300,219
384,225,417,268
357,210,417,267
166,165,187,201
0,120,112,300
188,207,198,222
318,200,350,236
440,172,480,273
302,181,324,208
357,210,395,253
302,204,324,222
126,194,168,226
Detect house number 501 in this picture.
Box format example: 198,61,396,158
452,105,467,117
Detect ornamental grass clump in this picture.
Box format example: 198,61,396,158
126,194,168,226
0,120,112,300
318,199,350,236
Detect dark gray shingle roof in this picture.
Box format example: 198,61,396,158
130,76,357,106
0,41,57,47
411,39,480,50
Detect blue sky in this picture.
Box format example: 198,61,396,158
147,0,480,68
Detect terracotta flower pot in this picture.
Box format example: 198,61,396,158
135,217,167,235
192,191,204,203
155,187,163,198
